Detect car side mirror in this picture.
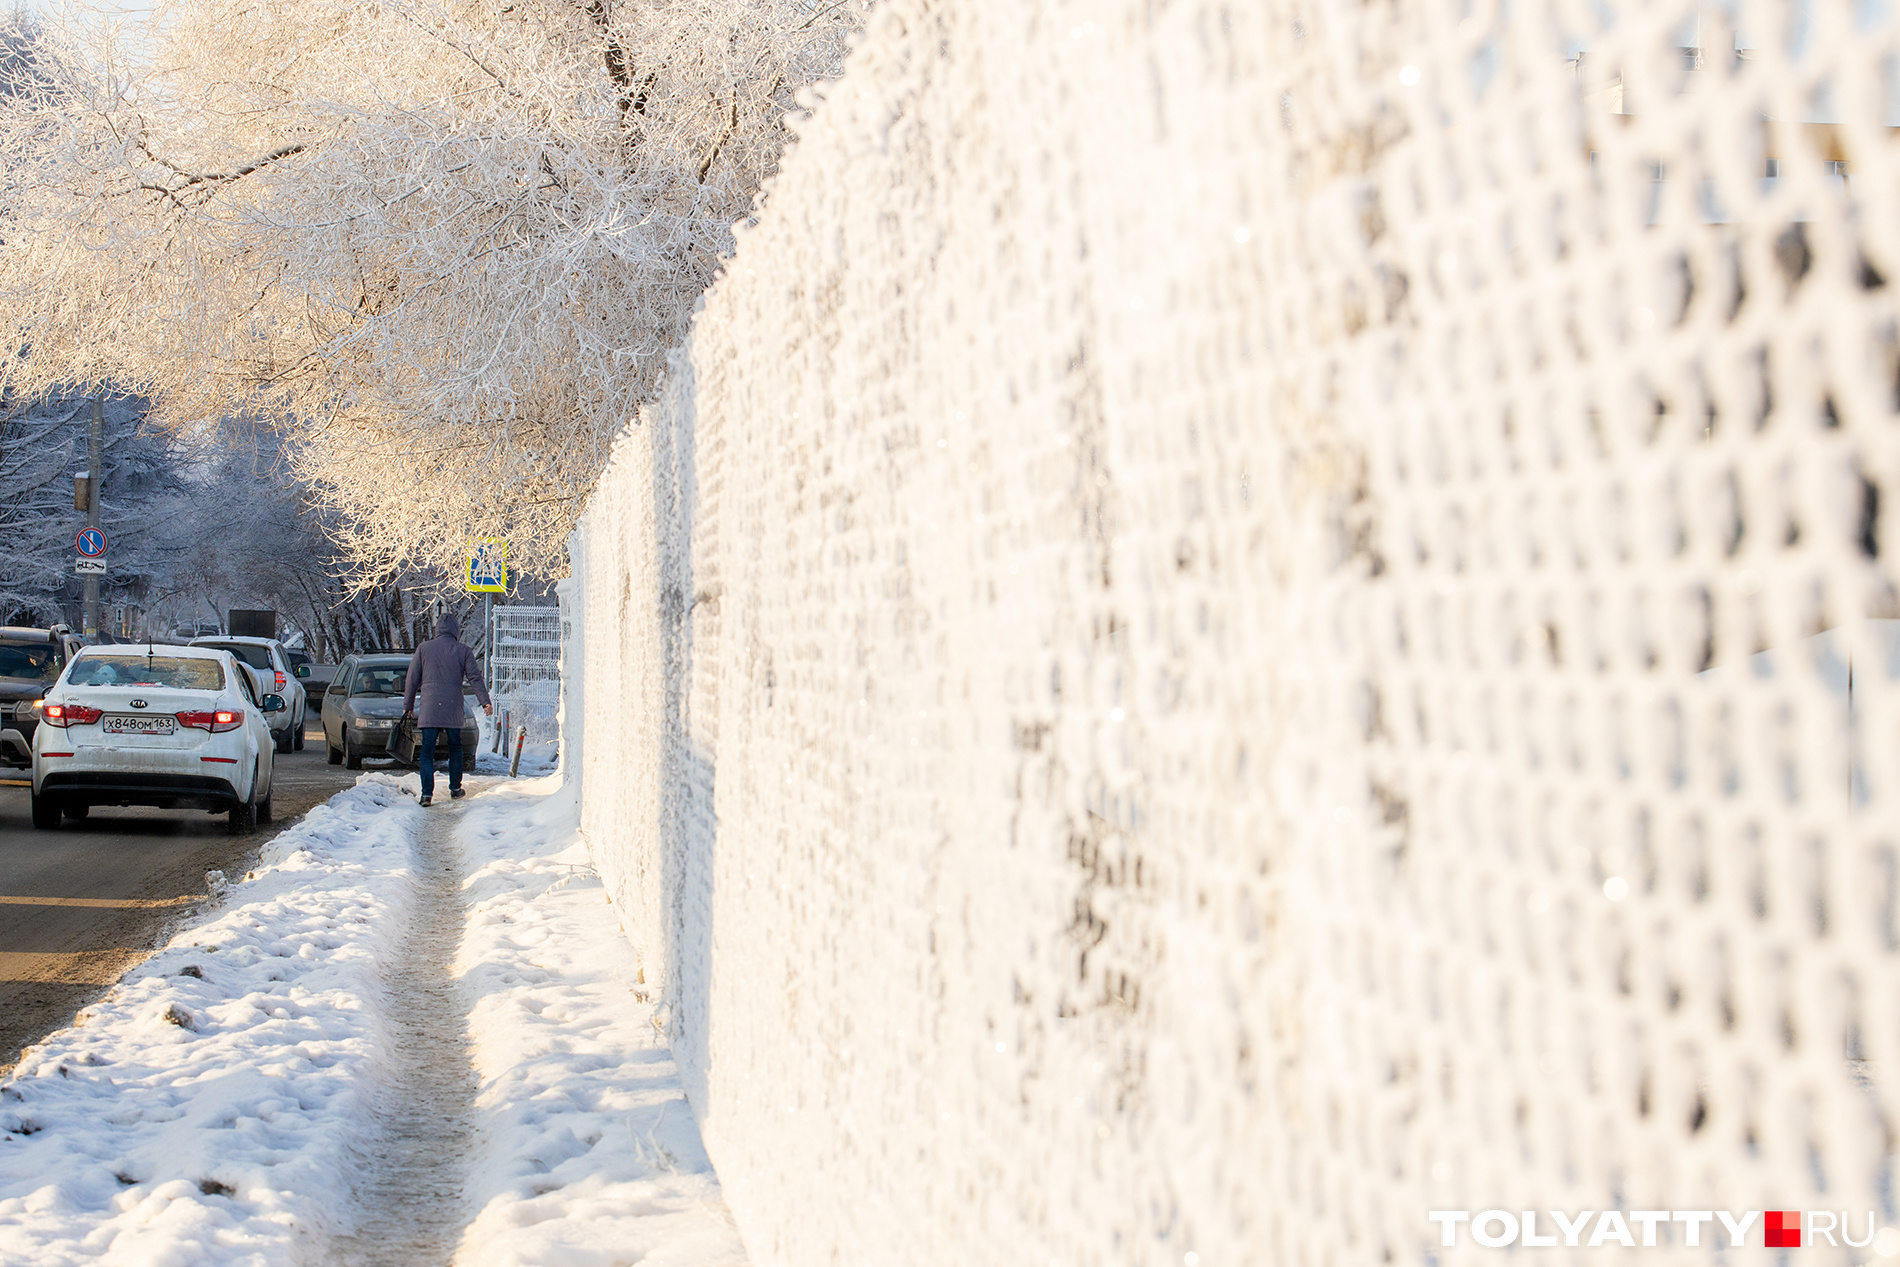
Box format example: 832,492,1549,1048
294,664,310,679
262,694,287,713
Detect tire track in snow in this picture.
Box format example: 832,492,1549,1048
333,801,476,1266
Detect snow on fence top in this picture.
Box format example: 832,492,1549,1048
569,0,1900,1264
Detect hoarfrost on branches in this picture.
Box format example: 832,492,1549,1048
145,431,467,660
0,391,188,625
0,0,863,580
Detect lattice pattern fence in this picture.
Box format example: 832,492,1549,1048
488,604,561,745
565,1,1900,1263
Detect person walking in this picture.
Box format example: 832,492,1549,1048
402,612,492,806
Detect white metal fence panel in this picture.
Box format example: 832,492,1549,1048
489,604,562,745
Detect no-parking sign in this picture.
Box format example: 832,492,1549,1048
76,528,107,557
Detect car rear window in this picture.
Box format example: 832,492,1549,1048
352,665,409,696
69,655,225,691
201,642,274,670
0,642,58,682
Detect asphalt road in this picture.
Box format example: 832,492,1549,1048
0,713,361,1074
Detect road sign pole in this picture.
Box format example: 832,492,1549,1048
465,538,508,731
83,397,102,640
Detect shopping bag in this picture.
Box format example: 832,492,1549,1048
388,716,419,765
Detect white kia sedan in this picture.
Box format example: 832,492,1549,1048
30,645,284,834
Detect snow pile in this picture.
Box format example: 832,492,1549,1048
0,774,422,1263
471,741,558,779
0,770,740,1266
452,777,745,1266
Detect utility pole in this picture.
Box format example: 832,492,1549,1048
83,396,102,641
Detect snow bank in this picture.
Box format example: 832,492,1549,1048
451,778,746,1266
0,774,422,1264
0,769,741,1266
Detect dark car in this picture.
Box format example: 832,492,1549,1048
321,653,482,770
285,650,339,717
0,627,70,767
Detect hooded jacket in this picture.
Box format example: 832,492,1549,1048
402,613,491,729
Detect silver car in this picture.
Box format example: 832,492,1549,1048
322,653,481,770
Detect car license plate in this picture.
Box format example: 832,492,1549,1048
103,715,175,735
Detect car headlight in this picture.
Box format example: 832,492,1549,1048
15,700,38,720
355,718,395,730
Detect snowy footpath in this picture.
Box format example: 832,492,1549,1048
0,768,747,1266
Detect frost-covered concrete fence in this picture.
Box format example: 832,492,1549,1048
564,0,1900,1263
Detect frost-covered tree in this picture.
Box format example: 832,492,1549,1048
0,0,863,580
0,392,194,626
140,426,520,658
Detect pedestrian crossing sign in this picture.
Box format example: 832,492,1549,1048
465,539,508,593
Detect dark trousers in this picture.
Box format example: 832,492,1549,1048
419,727,463,796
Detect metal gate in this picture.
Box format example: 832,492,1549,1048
486,604,561,748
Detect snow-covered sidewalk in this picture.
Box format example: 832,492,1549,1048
454,777,747,1267
0,771,746,1266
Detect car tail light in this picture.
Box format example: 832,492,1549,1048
274,670,285,691
177,709,245,733
41,703,101,728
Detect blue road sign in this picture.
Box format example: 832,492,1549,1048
465,539,508,593
76,528,107,558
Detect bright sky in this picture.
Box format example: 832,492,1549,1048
15,0,156,33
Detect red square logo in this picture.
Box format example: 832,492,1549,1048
1766,1210,1802,1248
